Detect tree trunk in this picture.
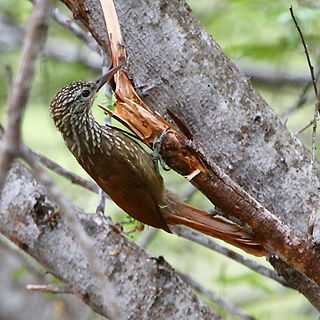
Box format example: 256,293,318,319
60,0,320,305
0,162,221,319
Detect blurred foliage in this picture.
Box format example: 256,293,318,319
188,0,320,61
9,266,28,281
0,0,319,319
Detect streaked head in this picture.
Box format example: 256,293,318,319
49,64,121,123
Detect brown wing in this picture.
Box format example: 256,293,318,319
90,126,171,232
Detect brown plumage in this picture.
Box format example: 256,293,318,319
49,65,267,256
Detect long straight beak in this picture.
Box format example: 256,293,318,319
95,64,122,92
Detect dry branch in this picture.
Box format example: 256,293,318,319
174,227,288,287
20,149,119,319
23,145,98,193
178,272,257,320
0,161,221,320
0,0,52,189
56,0,320,308
58,0,320,293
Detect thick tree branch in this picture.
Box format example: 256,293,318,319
0,162,222,320
20,148,119,319
59,0,320,306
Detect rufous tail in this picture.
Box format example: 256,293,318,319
164,201,267,257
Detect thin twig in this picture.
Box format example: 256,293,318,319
96,188,107,214
95,57,113,215
0,0,52,191
27,284,75,294
281,69,320,119
50,7,100,54
21,148,120,319
173,227,290,288
27,0,100,54
23,145,98,193
290,6,319,236
289,6,317,97
295,119,313,135
290,5,319,161
178,271,257,320
4,64,13,95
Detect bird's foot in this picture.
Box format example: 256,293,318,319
152,129,171,174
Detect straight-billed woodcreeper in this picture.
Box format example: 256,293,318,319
49,65,266,256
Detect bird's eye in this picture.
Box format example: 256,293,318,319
81,89,90,98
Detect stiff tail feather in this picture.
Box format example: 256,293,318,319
164,202,267,257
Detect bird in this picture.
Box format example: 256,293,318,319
49,65,267,256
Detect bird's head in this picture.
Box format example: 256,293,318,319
49,64,121,124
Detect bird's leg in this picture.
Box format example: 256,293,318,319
152,129,171,174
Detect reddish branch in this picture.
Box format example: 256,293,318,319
59,0,320,289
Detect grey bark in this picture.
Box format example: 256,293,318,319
113,0,320,238
1,0,319,316
0,239,102,320
0,162,222,320
63,0,320,237
59,0,320,306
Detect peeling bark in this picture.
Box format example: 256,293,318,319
61,0,320,239
0,162,221,320
59,0,320,306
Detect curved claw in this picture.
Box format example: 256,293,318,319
152,129,171,174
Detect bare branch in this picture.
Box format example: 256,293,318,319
290,6,320,237
173,227,289,287
289,6,318,97
50,7,100,54
20,148,120,319
281,69,320,119
295,119,313,135
22,145,98,193
138,228,159,248
27,284,75,294
0,161,221,319
96,188,107,214
269,256,320,310
0,0,52,189
174,227,320,310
